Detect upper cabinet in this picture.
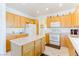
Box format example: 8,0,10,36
14,14,21,28
20,16,26,28
6,12,36,28
6,12,15,28
47,12,79,28
61,14,72,27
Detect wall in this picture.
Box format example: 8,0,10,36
0,4,6,55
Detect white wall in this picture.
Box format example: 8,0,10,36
0,4,6,55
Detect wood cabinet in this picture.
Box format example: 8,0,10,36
14,14,21,28
6,12,36,28
46,12,79,28
45,33,50,44
41,37,45,52
11,37,45,56
72,13,79,27
65,36,76,56
23,41,34,56
34,39,41,56
23,49,34,56
61,14,72,27
6,34,28,52
6,12,15,28
20,16,26,28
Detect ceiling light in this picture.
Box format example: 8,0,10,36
37,10,39,14
46,8,49,11
59,4,63,7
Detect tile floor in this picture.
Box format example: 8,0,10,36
43,46,69,56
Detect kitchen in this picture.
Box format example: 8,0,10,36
0,3,79,56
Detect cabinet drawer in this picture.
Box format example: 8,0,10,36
23,48,34,56
23,41,34,52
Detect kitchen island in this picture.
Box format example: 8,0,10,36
10,35,45,56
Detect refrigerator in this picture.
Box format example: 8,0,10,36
49,22,61,46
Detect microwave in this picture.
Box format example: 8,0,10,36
71,29,79,35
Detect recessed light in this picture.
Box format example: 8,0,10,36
59,4,63,7
37,10,39,14
46,8,49,11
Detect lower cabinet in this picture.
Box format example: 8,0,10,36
23,48,34,56
11,37,45,56
65,37,77,56
22,41,34,56
34,39,41,56
41,37,45,52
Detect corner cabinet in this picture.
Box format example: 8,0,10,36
11,37,45,56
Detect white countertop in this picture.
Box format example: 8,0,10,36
10,34,45,46
69,36,79,55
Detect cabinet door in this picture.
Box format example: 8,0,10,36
6,12,15,28
75,13,79,27
20,16,26,28
76,13,79,27
35,39,41,56
41,37,45,52
23,41,34,56
65,37,76,56
35,45,41,56
14,15,20,28
45,33,50,44
23,48,34,56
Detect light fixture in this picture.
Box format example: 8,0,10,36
59,3,63,7
46,8,49,11
37,10,39,14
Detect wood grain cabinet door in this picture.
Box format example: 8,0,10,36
34,39,41,56
41,37,45,52
14,14,20,28
23,41,34,56
6,12,15,28
20,16,26,28
23,47,34,56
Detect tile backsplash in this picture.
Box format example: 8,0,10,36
6,28,25,35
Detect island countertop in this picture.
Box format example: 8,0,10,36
10,34,45,46
69,36,79,55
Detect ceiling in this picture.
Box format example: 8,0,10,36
6,3,77,17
